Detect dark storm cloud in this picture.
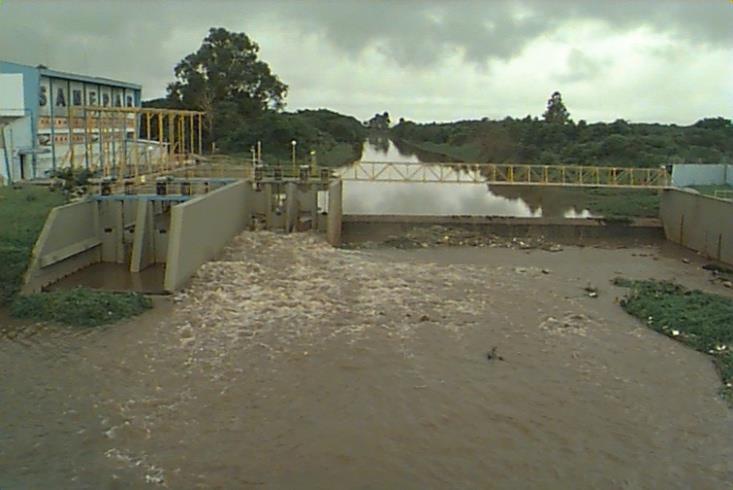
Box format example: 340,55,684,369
0,0,730,123
274,0,732,67
2,1,730,72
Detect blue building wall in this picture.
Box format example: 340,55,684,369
0,60,143,179
0,61,42,170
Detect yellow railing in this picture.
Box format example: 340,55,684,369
337,162,670,188
61,106,205,179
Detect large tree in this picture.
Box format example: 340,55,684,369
543,91,571,125
166,27,288,140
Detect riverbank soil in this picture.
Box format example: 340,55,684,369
1,233,732,488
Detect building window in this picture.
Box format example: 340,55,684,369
126,95,133,107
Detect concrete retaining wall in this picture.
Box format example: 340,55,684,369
164,181,253,291
326,179,342,246
671,164,731,187
660,188,733,264
22,200,102,293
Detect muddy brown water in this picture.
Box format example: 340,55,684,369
1,233,732,488
48,263,167,294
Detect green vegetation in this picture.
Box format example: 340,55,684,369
1,186,153,327
614,278,733,403
392,99,733,167
580,188,660,219
689,184,733,198
147,28,366,168
10,287,152,327
0,186,66,304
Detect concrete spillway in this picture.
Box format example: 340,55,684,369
20,180,733,295
22,178,343,293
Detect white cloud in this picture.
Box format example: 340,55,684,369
0,0,730,124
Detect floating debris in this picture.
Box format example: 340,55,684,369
486,346,504,361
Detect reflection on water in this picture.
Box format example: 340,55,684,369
342,138,593,217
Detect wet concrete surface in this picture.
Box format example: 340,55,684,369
1,233,732,488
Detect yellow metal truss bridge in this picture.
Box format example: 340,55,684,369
336,161,670,189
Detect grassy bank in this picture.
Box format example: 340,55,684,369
690,184,733,199
614,278,733,403
1,185,153,326
0,185,66,304
580,188,660,219
10,287,152,327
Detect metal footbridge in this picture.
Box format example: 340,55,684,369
335,161,670,189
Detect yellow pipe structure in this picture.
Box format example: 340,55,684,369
336,162,670,189
70,105,204,178
68,107,75,170
158,112,165,170
189,113,194,157
197,114,203,155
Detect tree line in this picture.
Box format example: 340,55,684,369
146,28,732,169
145,28,366,165
391,92,733,167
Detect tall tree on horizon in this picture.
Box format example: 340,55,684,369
543,91,571,125
166,27,289,141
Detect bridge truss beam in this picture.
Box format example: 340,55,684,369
337,162,670,189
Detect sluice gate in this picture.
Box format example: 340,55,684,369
22,176,343,293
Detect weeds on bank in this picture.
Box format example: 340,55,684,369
0,186,66,305
10,287,152,327
614,278,733,404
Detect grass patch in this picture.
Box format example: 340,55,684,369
581,188,660,218
689,184,733,199
0,186,66,305
614,278,733,403
10,287,152,327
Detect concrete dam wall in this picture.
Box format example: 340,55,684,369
164,181,253,291
22,179,343,293
660,188,733,264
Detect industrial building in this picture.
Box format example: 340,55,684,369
0,60,143,184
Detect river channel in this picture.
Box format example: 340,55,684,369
2,232,733,488
342,137,592,217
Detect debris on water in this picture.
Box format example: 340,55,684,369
544,244,564,253
541,269,551,275
540,313,594,336
419,314,430,322
702,263,733,274
344,225,563,252
584,284,599,298
682,258,691,264
486,346,504,361
723,281,733,289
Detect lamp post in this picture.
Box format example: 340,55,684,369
291,139,297,176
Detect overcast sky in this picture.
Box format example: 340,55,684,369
1,0,731,124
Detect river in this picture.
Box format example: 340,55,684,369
342,137,592,217
1,232,732,488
